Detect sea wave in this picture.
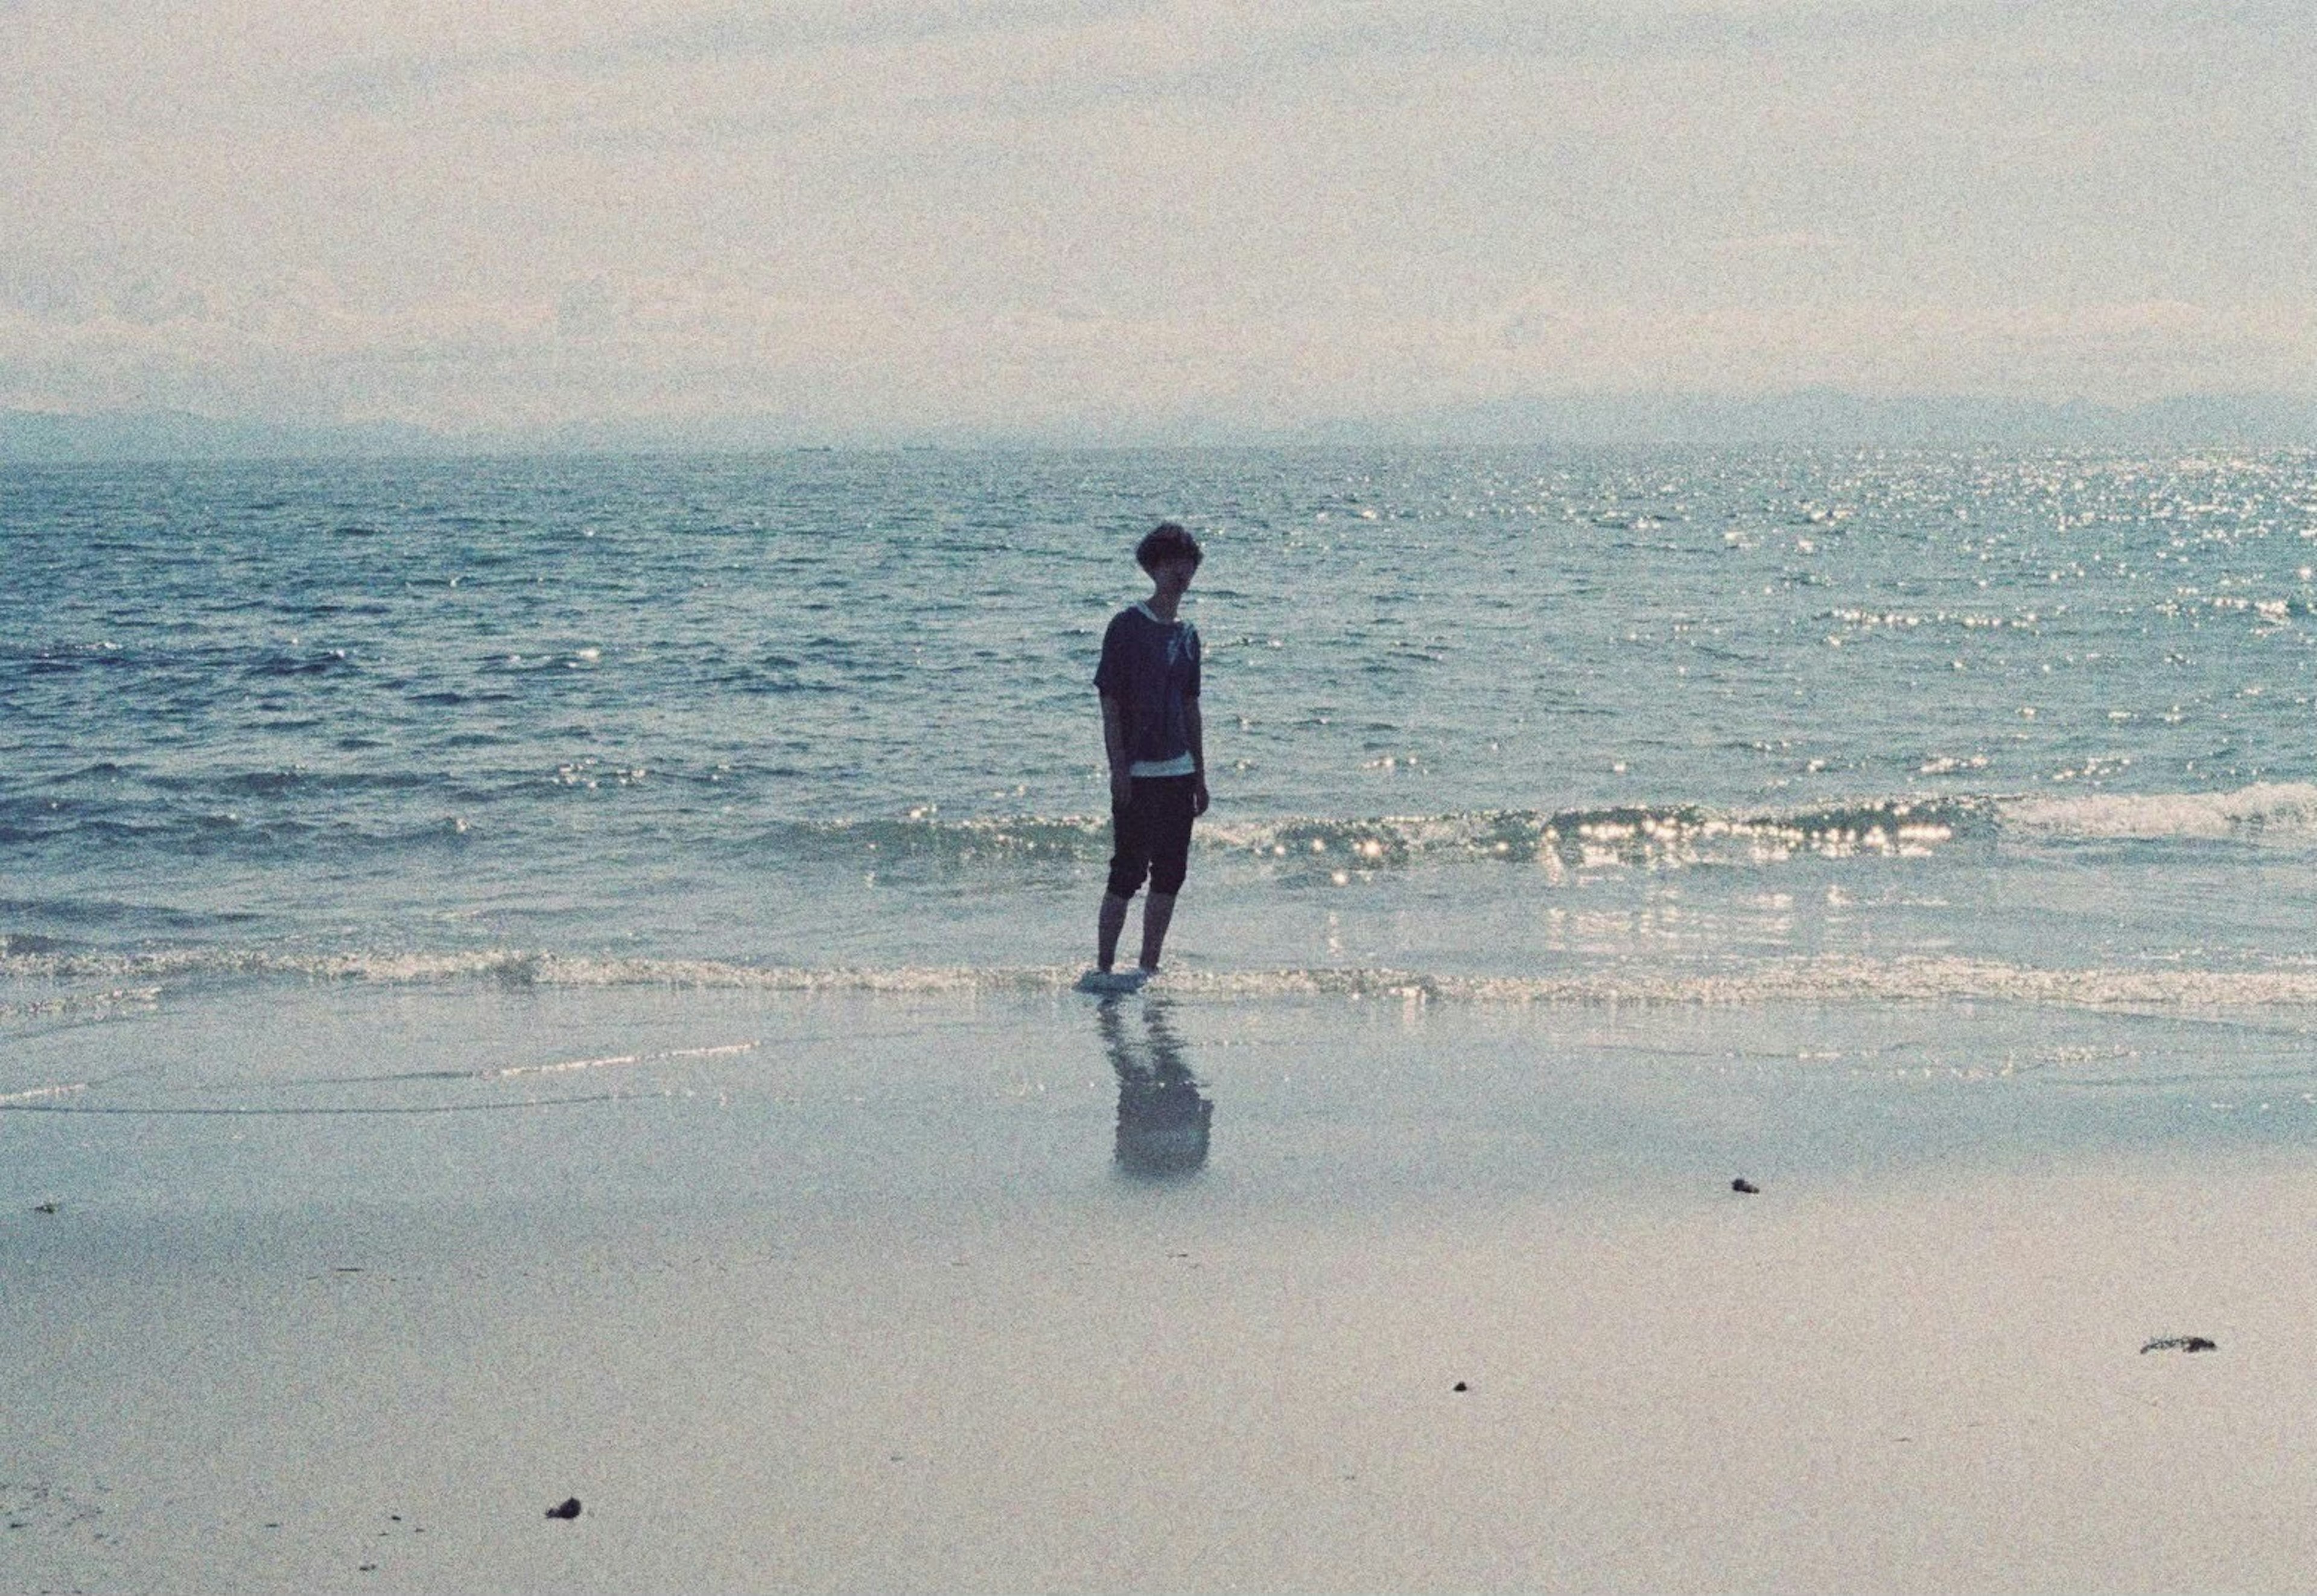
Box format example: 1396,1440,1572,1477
1203,798,1979,868
0,985,161,1023
2000,781,2317,840
758,796,1985,871
10,945,2317,1012
10,780,2312,873
758,784,2317,871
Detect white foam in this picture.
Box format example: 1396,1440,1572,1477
492,1040,760,1078
1095,958,2317,1011
0,1082,88,1105
0,987,161,1023
0,944,1061,996
10,946,2317,1013
2002,782,2317,841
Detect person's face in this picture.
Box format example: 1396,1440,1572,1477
1152,558,1198,596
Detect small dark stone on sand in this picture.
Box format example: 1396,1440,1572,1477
31,1202,57,1215
1731,1178,1760,1194
1452,1381,1469,1392
2140,1335,2218,1353
546,1497,582,1520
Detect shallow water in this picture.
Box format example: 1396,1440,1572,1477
8,445,2317,994
5,979,2309,1220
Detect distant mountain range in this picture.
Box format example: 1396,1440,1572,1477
0,409,444,463
4,390,2314,462
1308,389,2317,448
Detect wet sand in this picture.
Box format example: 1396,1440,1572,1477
4,982,2315,1591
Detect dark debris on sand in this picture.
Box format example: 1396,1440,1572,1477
546,1497,582,1520
1730,1178,1760,1195
2140,1335,2218,1353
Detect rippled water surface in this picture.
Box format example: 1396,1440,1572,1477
7,445,2317,1002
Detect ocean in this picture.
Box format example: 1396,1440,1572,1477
7,445,2317,1183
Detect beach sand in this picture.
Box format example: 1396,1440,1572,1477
4,982,2315,1592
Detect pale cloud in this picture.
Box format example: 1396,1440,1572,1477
3,0,2313,435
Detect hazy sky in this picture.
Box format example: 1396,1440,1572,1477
4,0,2312,436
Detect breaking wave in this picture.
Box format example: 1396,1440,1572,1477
11,782,2315,877
770,796,1985,872
770,783,2317,872
10,945,2317,1012
2000,781,2317,841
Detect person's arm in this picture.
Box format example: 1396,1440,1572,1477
1186,698,1208,816
1101,693,1132,807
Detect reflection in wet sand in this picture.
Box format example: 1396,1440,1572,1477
1098,999,1213,1177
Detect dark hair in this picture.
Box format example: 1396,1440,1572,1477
1135,522,1203,573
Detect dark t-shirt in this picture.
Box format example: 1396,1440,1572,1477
1095,603,1201,771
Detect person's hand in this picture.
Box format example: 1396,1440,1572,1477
1110,768,1133,809
1191,775,1210,817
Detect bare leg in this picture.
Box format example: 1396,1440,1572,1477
1138,891,1177,973
1097,892,1132,971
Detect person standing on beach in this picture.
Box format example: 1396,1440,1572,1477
1094,523,1208,979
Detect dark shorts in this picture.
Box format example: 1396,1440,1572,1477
1107,774,1197,899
